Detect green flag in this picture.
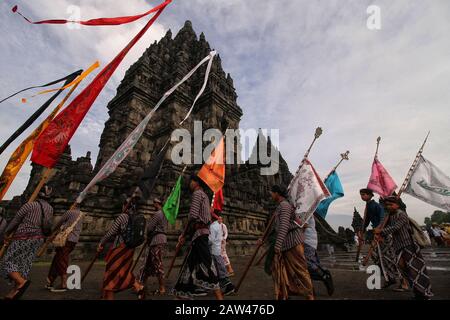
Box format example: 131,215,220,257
163,175,182,225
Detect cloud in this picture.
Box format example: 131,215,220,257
1,0,449,227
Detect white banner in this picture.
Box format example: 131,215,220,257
288,159,330,226
405,155,450,211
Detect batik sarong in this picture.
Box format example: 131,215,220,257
139,244,165,281
47,241,76,282
102,243,135,292
272,244,314,300
372,235,401,282
173,235,219,297
0,238,43,280
397,243,433,298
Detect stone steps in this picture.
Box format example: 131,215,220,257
318,247,450,271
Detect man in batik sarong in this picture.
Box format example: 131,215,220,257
173,174,222,300
97,189,144,300
137,198,168,299
359,188,399,288
267,185,314,300
45,208,83,292
375,196,433,300
0,186,53,300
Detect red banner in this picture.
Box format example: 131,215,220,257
12,0,171,26
31,0,171,168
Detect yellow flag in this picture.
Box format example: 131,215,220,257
0,81,80,200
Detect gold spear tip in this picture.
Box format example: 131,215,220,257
377,136,381,143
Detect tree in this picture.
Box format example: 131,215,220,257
425,210,450,226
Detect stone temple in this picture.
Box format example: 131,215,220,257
2,21,346,259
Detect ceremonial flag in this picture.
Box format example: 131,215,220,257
0,82,80,200
367,157,397,197
12,0,171,26
198,136,225,193
212,188,224,212
163,175,182,225
315,170,344,219
0,70,82,155
76,51,216,204
288,159,331,226
27,61,100,99
0,69,82,105
138,145,168,200
31,0,172,168
405,156,450,211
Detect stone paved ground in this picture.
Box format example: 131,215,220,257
1,253,449,300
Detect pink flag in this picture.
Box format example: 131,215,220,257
367,158,397,197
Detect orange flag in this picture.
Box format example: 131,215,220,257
198,136,225,193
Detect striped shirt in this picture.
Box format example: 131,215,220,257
381,209,414,253
100,213,129,247
188,188,211,241
6,200,53,239
274,200,304,252
55,209,83,243
147,210,168,246
0,216,7,241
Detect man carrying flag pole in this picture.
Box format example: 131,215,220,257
374,133,435,300
360,137,401,288
304,151,349,297
172,174,222,300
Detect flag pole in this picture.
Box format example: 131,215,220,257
325,150,350,181
375,136,381,159
166,165,189,278
287,127,323,191
235,213,276,293
398,131,430,196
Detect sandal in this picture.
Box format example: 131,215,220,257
12,280,31,300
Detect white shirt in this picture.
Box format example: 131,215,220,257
209,221,223,256
303,216,318,249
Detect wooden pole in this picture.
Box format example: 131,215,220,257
235,213,276,293
254,247,269,266
130,242,148,274
287,127,323,191
81,251,100,284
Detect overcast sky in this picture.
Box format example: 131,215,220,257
0,0,449,229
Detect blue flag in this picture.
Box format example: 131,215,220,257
316,171,344,219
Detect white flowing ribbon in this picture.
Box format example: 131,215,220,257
76,51,216,204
